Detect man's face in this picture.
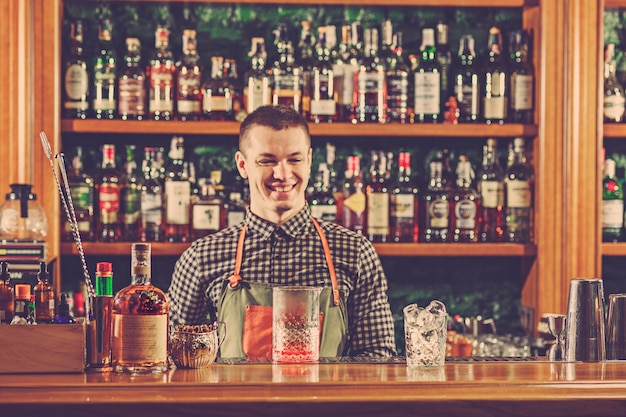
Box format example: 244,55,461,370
235,125,312,224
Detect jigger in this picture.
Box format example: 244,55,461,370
564,278,606,362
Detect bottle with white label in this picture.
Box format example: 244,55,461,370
451,155,481,242
414,28,441,123
504,138,534,242
422,151,450,242
163,136,191,242
111,243,169,373
191,172,227,240
482,27,508,124
508,29,534,124
604,43,626,123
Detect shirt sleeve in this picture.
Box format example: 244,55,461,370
167,243,213,328
347,238,397,357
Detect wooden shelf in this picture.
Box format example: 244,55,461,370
603,124,626,138
602,243,626,256
61,119,538,138
99,0,536,7
61,242,537,257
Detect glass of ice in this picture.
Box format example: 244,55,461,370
404,300,447,367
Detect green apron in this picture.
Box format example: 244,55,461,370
217,217,348,359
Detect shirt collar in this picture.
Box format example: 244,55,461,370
245,205,313,241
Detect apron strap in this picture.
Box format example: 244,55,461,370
229,218,340,306
310,217,340,306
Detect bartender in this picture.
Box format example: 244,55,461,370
167,105,396,358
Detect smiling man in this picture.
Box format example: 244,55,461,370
168,105,396,358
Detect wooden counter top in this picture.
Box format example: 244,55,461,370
1,361,626,416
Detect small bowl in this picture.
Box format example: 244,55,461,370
170,323,225,369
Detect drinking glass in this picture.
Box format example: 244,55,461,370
404,300,447,367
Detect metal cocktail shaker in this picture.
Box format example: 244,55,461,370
564,278,606,362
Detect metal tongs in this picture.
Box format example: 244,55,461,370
39,132,95,305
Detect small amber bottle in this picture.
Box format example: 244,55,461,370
0,261,14,323
34,262,55,323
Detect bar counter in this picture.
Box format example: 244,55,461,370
2,360,626,416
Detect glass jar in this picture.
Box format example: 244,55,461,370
0,184,49,241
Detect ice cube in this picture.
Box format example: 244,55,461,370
426,300,447,316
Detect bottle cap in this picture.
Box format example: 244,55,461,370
96,262,113,275
15,284,31,300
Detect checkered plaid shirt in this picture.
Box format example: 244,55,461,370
167,206,397,357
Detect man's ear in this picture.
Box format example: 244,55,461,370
235,151,248,179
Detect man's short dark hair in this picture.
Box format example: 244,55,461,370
239,105,311,153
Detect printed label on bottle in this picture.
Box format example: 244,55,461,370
310,99,336,115
123,188,141,225
192,204,221,232
414,72,441,114
165,181,191,225
93,71,117,111
390,194,415,219
483,96,507,119
480,181,504,208
511,73,533,111
604,95,626,120
343,191,366,215
428,198,449,228
358,72,384,94
245,77,271,113
203,95,230,113
506,180,531,208
149,69,174,113
118,78,146,115
71,184,94,209
99,184,120,224
367,192,390,235
112,313,168,364
454,199,477,229
177,99,202,114
455,80,480,118
64,64,89,102
603,200,625,228
141,193,163,224
311,205,337,223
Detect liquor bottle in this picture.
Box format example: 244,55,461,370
390,152,419,243
414,28,441,123
62,20,89,119
508,29,534,123
121,145,142,241
451,155,481,242
163,136,191,242
147,26,175,121
436,22,453,111
310,162,338,223
0,261,14,323
190,173,227,240
140,147,164,242
353,28,387,123
95,261,114,297
477,139,505,242
504,138,534,243
386,32,411,123
53,293,77,324
299,20,316,119
34,262,55,323
602,157,624,242
62,146,95,242
243,37,272,116
92,19,117,119
225,58,245,121
97,144,122,242
333,23,360,122
340,155,366,234
13,284,34,324
202,56,234,120
422,151,450,242
111,243,169,373
176,29,203,121
483,27,508,124
453,35,480,123
366,151,390,242
310,27,337,123
118,37,147,120
604,43,626,123
272,23,303,111
379,19,395,71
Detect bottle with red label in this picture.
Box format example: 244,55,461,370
147,26,175,121
96,144,122,242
